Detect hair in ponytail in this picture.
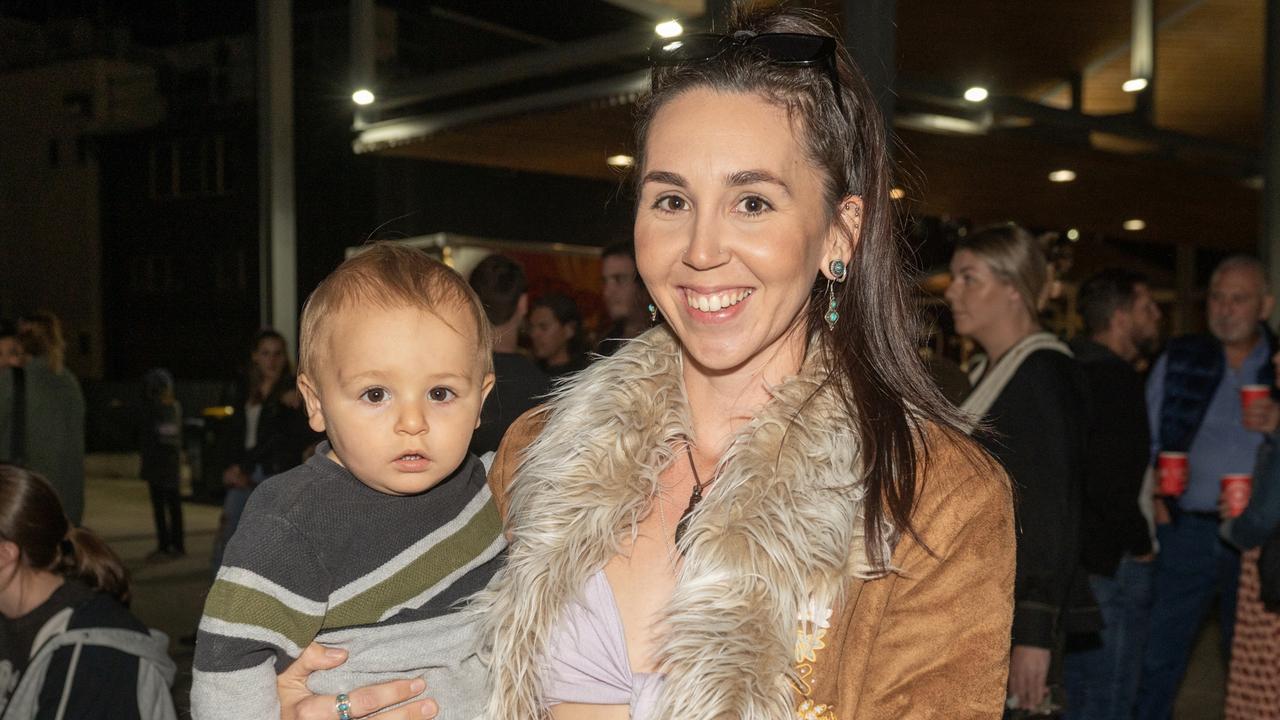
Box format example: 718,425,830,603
0,465,130,604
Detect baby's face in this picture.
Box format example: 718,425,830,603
299,303,493,495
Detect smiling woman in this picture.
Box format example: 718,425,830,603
276,5,1016,720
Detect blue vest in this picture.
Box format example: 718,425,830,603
1158,324,1277,453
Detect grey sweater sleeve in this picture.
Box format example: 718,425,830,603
192,503,330,719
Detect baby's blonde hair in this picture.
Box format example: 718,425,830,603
299,242,494,377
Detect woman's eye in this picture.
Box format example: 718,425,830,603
736,195,772,216
654,195,687,212
362,387,388,404
429,387,456,403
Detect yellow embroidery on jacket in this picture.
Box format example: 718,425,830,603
792,599,836,719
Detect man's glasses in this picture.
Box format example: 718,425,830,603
648,32,844,112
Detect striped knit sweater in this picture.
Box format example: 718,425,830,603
191,444,505,719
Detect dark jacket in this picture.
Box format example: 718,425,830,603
221,376,311,479
1070,339,1154,575
0,358,86,524
471,353,550,456
1225,434,1280,551
976,349,1097,648
139,400,182,484
1157,324,1277,453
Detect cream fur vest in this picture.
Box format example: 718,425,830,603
473,326,893,719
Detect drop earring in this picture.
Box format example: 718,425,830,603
825,259,847,331
648,303,658,323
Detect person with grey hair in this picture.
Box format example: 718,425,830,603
1137,254,1278,720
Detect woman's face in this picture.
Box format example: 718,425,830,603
252,337,288,379
528,307,573,362
945,250,1022,341
635,89,856,374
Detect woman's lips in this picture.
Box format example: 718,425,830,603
680,287,754,322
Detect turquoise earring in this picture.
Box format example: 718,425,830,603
826,260,847,331
648,303,658,323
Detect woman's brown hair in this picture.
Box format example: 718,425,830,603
18,310,66,374
955,223,1053,323
633,3,974,566
0,465,130,603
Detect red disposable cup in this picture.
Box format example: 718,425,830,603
1157,452,1189,497
1221,474,1252,518
1241,384,1271,412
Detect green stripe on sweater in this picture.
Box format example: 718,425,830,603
325,499,501,628
203,581,324,650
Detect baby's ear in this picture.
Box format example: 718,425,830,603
296,373,327,433
476,372,496,429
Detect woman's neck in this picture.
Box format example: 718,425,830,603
680,331,807,458
974,312,1041,367
0,566,64,619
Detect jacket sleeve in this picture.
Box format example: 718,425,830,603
1226,436,1280,550
1082,365,1154,559
851,442,1016,719
989,355,1086,648
487,406,547,524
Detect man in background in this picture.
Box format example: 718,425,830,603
1064,268,1161,720
468,254,549,454
596,241,651,356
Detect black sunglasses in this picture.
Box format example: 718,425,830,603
648,32,844,112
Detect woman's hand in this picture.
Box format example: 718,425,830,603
1007,644,1050,710
278,643,439,720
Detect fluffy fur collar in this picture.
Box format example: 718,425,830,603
475,326,892,719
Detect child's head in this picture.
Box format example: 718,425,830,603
297,243,495,495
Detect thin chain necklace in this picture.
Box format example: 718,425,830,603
674,434,716,550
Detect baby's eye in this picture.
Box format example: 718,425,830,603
429,387,456,403
361,387,389,404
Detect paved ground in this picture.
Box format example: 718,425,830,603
82,463,1228,719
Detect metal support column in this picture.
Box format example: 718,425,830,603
1263,0,1280,314
841,0,897,146
351,0,376,128
257,0,297,352
1132,0,1156,122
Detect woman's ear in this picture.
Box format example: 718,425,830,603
822,196,862,279
0,539,20,571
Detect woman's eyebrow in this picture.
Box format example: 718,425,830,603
641,170,686,187
726,169,791,196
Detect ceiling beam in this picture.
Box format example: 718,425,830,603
373,28,652,112
597,0,704,21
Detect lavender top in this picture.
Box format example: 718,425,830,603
543,570,665,719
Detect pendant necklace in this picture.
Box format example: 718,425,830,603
674,434,716,549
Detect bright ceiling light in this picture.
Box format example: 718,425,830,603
606,154,635,168
1122,78,1149,93
889,187,906,200
1048,169,1077,183
655,20,683,38
352,89,375,105
1123,219,1146,231
1066,228,1080,241
963,86,989,103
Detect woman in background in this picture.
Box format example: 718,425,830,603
212,329,310,571
528,294,590,381
0,465,177,719
946,224,1095,717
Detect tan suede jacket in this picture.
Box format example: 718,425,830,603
488,413,1015,720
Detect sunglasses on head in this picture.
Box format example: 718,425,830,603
648,31,844,112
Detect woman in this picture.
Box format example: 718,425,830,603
278,6,1015,719
211,329,310,571
1223,350,1280,719
946,225,1093,716
0,465,177,719
7,311,85,526
528,294,590,381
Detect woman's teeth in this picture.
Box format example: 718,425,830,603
686,289,753,312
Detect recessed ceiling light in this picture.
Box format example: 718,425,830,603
1066,228,1080,241
889,187,906,200
352,89,375,105
655,20,682,38
606,154,635,168
963,86,989,103
1048,169,1077,183
1122,78,1149,93
1123,219,1146,231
